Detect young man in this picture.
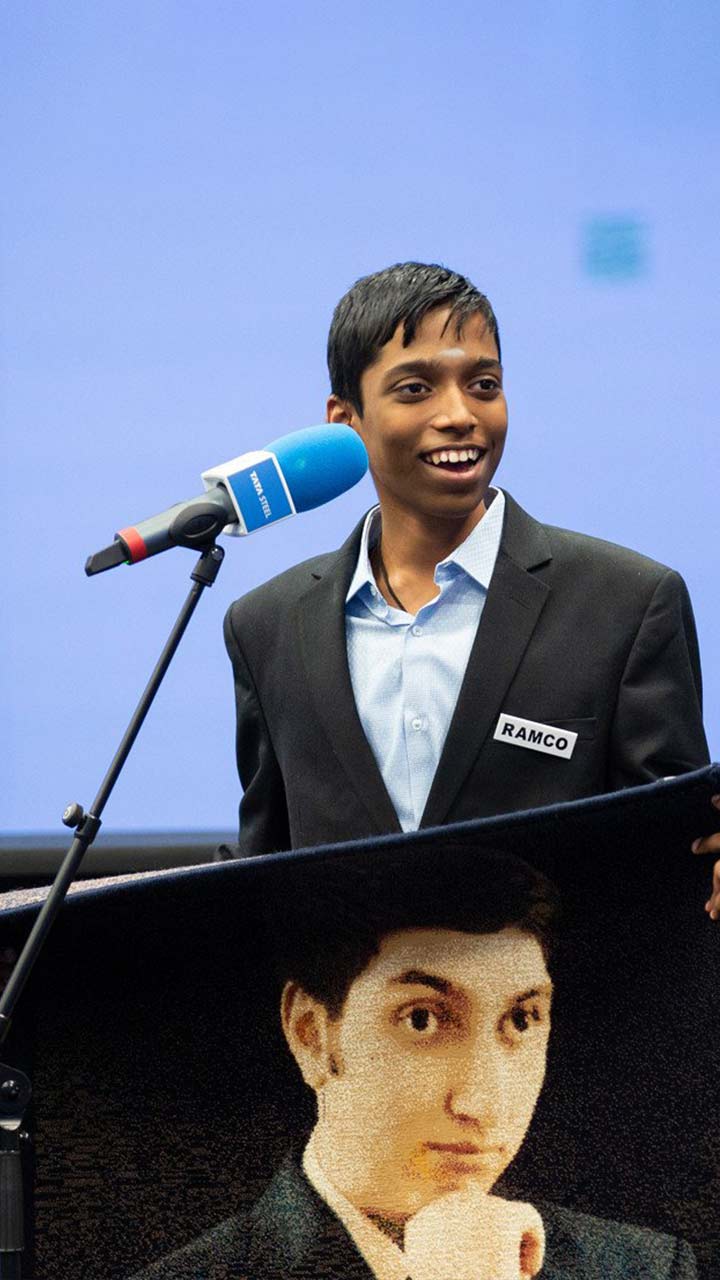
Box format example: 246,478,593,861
131,850,697,1278
221,263,719,913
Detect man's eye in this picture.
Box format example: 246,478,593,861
472,377,500,393
507,1004,541,1036
398,381,428,396
400,1006,439,1035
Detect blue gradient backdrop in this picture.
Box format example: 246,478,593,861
2,1,718,833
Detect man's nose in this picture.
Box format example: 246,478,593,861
445,1041,508,1127
428,383,477,433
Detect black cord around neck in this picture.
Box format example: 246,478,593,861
374,542,409,613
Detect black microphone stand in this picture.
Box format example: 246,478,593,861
0,538,225,1277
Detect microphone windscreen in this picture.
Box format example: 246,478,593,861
264,425,368,512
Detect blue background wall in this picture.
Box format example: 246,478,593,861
2,1,718,834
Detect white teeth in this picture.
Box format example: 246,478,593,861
424,446,481,465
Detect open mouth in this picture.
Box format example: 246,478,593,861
420,446,486,472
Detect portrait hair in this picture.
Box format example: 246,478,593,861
266,845,560,1020
327,262,502,415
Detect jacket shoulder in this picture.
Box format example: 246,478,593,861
502,486,671,573
543,521,674,578
125,1209,250,1277
541,1201,697,1279
224,513,366,636
501,492,682,590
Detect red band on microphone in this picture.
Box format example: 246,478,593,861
117,526,148,563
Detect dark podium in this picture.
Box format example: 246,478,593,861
1,767,719,1279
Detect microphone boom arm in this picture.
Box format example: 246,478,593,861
0,540,225,1277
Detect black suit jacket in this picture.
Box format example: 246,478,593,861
130,1155,698,1279
223,493,709,856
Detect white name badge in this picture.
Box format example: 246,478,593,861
494,713,577,760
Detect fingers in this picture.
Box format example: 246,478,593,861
690,796,720,853
404,1189,545,1280
691,833,720,855
704,860,720,922
690,797,720,921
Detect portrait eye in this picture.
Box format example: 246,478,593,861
396,1004,441,1036
505,1003,542,1039
511,1007,531,1032
410,1006,436,1032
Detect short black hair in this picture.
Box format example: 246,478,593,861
327,262,501,415
268,845,559,1019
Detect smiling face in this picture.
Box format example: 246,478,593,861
327,306,508,531
284,926,551,1223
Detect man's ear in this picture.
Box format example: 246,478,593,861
326,394,360,429
281,981,336,1091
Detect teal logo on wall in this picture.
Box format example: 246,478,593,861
582,216,648,280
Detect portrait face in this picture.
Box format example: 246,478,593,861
286,926,552,1223
326,306,508,528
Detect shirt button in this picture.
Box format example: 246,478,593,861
411,717,423,731
412,625,423,636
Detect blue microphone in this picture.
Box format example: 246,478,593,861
85,425,368,576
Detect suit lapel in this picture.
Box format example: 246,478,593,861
420,495,553,829
253,1155,378,1279
256,1161,583,1280
297,495,552,838
297,519,402,836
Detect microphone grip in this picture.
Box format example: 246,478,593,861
85,491,235,576
119,498,193,561
84,501,188,576
167,493,236,549
85,542,128,576
138,491,236,555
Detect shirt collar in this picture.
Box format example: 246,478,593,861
345,506,382,604
344,489,506,604
303,1133,408,1280
439,487,505,589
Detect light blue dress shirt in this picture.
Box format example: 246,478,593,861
345,489,506,832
